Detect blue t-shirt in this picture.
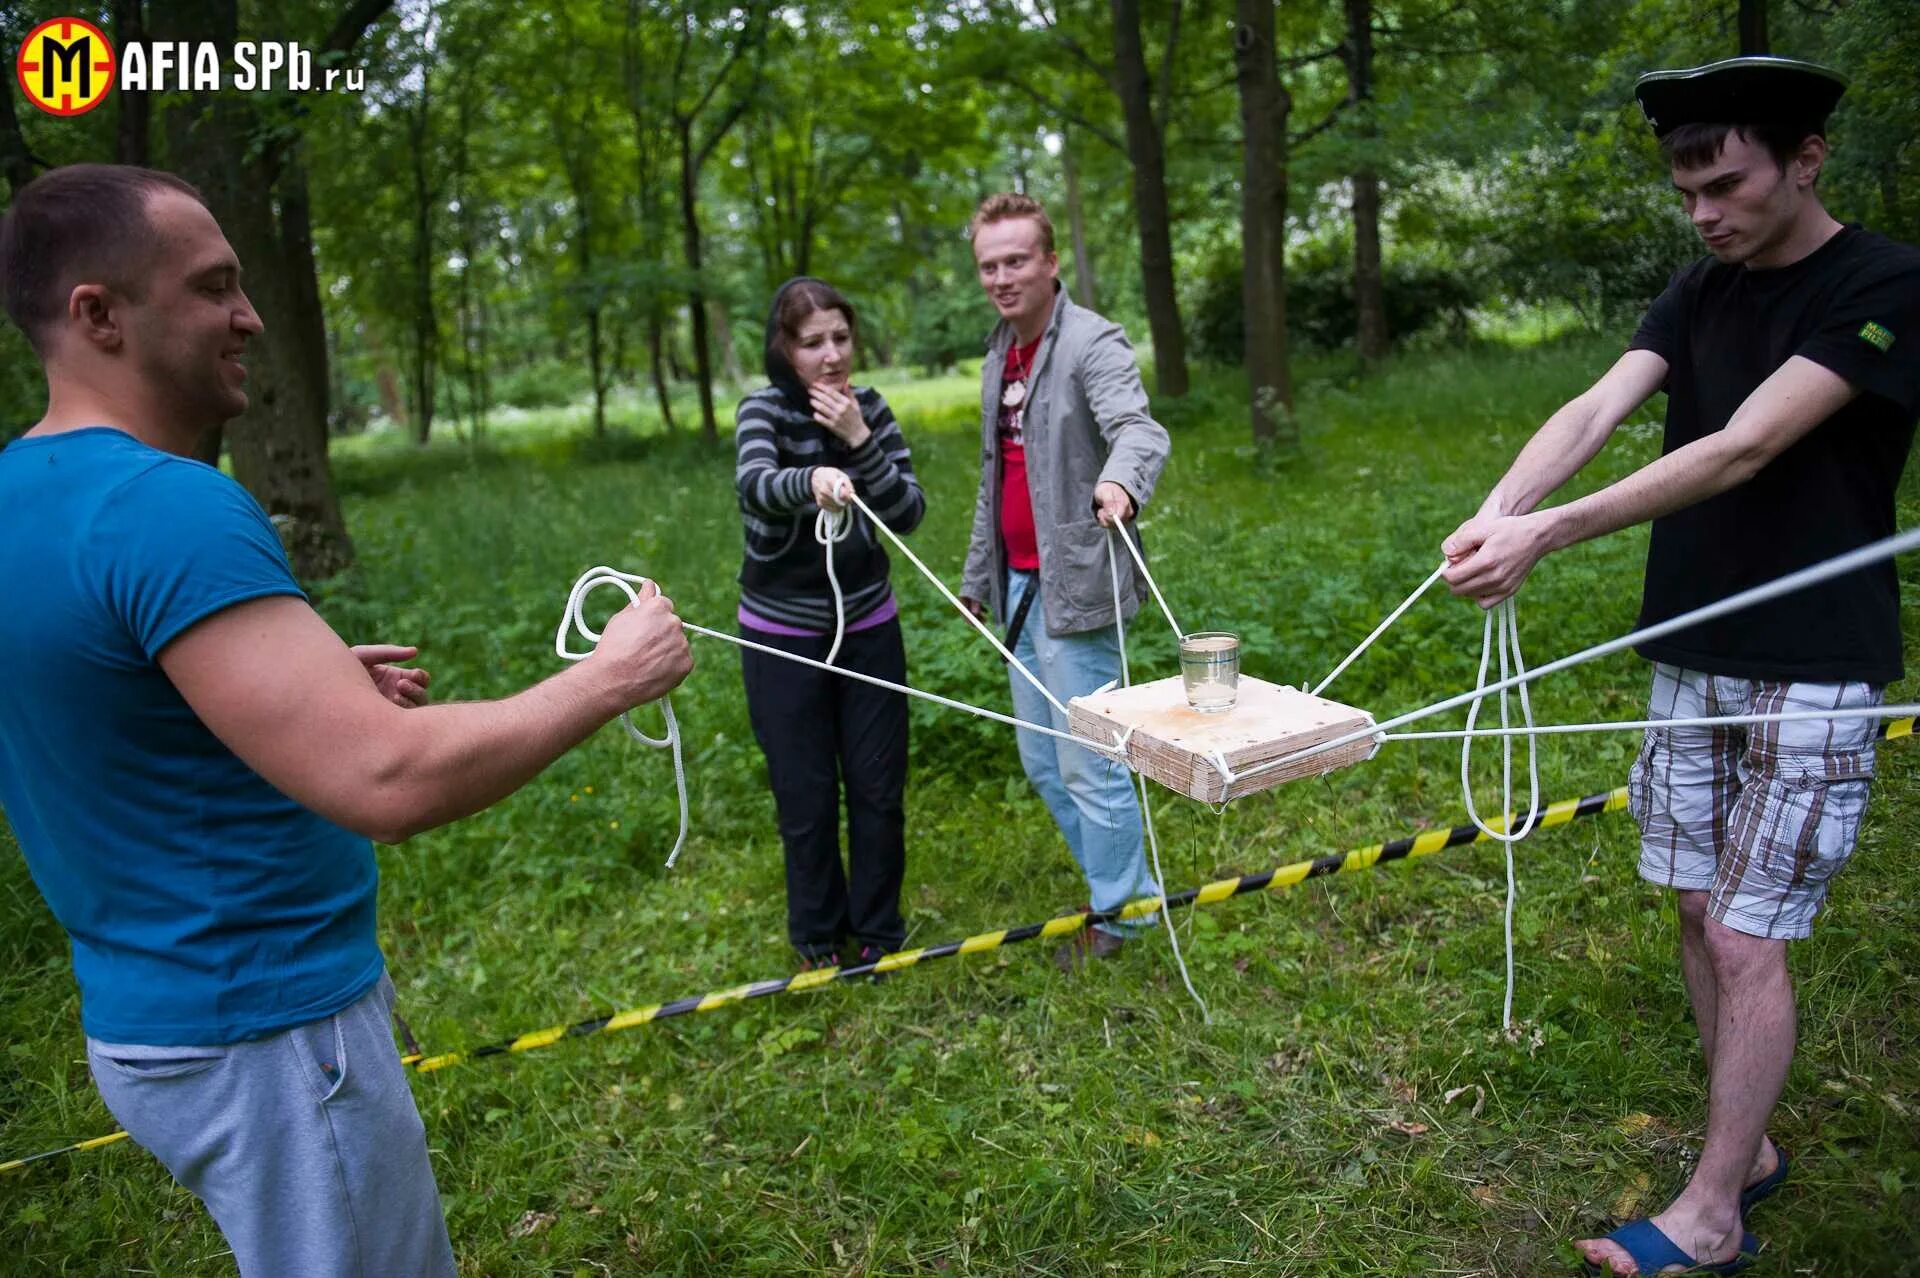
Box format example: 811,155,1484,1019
0,428,381,1045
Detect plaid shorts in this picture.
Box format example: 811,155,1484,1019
1629,663,1882,940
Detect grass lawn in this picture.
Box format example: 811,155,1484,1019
3,336,1916,1275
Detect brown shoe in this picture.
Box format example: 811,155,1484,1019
1053,926,1125,972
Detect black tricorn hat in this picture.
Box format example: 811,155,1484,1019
1634,56,1848,140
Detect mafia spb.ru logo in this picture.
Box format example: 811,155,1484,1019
16,16,116,118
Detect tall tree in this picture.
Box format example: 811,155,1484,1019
974,0,1195,396
111,0,150,164
623,0,681,434
401,26,441,444
670,0,769,443
1343,0,1388,365
1059,127,1100,310
154,0,392,580
551,4,611,437
1109,0,1189,397
0,10,44,197
1234,0,1292,443
1739,0,1769,54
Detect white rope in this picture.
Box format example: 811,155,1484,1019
1107,518,1183,643
1228,523,1920,785
1095,525,1206,1018
1460,603,1542,845
1312,562,1448,698
1454,601,1540,1031
1383,703,1920,740
556,567,690,868
814,488,852,667
841,491,1068,719
686,620,1111,752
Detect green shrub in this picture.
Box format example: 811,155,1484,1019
1191,247,1481,363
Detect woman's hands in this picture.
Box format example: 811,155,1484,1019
809,383,870,447
812,466,854,513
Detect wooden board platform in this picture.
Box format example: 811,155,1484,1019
1067,675,1378,804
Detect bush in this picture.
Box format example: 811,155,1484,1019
1190,247,1482,363
0,327,41,439
492,357,594,411
896,287,986,376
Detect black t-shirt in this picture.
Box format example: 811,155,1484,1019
1627,225,1920,683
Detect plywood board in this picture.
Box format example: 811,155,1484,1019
1067,675,1377,804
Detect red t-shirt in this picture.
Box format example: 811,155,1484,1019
997,336,1043,572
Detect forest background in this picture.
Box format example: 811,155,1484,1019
4,2,1920,1275
3,0,1916,571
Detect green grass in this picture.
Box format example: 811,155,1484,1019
4,337,1918,1275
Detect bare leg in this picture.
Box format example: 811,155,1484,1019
1676,890,1717,1065
1579,918,1791,1272
1677,891,1777,1190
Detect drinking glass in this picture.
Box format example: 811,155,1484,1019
1179,631,1240,713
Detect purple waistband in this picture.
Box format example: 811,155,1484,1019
738,593,898,638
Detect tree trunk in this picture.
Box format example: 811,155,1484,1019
709,298,744,386
1,53,41,194
406,93,437,445
1344,0,1388,364
158,0,354,580
648,308,677,433
1738,0,1769,55
276,148,333,444
679,125,719,443
1234,0,1294,445
1110,0,1188,398
112,0,150,164
1061,127,1100,311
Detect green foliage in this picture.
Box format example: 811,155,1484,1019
895,286,986,376
1473,125,1701,328
5,345,1917,1275
0,328,38,438
491,357,595,413
1190,247,1481,363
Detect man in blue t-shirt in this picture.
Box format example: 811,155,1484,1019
1441,61,1920,1275
0,165,694,1277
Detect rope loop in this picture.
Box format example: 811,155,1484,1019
814,485,853,666
556,567,690,867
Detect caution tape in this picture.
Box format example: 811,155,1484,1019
408,785,1628,1072
8,715,1912,1175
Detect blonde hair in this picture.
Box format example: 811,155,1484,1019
967,192,1056,256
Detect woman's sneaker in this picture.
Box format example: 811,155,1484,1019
853,943,892,983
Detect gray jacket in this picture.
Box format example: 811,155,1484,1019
961,287,1172,637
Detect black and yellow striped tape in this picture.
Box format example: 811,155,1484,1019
405,787,1628,1073
8,715,1911,1175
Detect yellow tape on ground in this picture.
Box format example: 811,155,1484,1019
509,1025,568,1053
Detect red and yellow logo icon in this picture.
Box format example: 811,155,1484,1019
16,17,116,117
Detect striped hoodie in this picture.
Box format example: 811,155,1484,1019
734,308,925,631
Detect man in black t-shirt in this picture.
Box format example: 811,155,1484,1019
1441,58,1920,1276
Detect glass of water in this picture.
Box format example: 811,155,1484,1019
1179,631,1240,713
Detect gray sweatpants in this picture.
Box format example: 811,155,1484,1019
87,974,457,1278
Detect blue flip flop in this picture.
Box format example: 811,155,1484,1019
1741,1143,1790,1215
1579,1217,1759,1275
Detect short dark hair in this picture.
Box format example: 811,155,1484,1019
1660,121,1820,173
774,278,858,356
0,163,204,354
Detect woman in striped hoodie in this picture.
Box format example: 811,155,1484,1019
734,278,926,970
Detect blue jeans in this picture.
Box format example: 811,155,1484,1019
1006,569,1158,936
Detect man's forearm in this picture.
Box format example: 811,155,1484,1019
1479,394,1615,519
1536,426,1773,555
367,662,631,841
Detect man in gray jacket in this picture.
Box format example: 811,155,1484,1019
957,193,1172,969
